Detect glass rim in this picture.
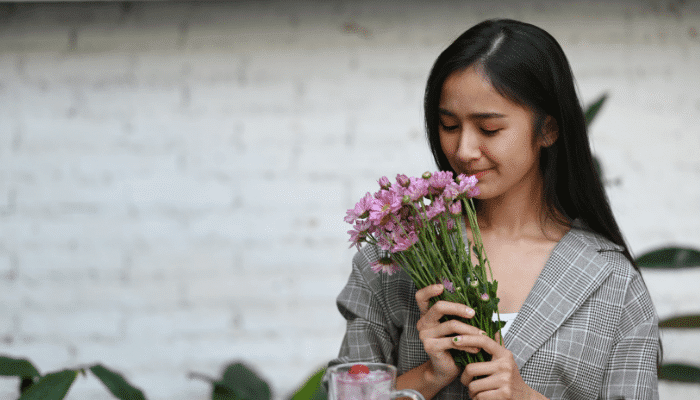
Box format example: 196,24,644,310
327,362,398,373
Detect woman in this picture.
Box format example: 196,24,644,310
330,19,660,399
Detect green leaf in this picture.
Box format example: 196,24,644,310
290,367,327,400
584,93,608,127
90,364,147,400
592,156,604,183
636,247,700,269
659,363,700,383
659,315,700,329
0,356,40,379
18,369,79,400
212,385,238,400
20,377,35,394
213,363,271,400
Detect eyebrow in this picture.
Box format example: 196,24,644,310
438,108,506,119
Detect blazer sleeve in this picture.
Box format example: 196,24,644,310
599,268,660,400
328,250,399,367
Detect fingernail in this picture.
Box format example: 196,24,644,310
480,331,487,335
453,336,461,343
465,307,474,317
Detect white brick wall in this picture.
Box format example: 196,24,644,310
1,1,699,399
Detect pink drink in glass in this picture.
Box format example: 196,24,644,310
333,369,393,400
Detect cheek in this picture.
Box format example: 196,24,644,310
439,134,455,157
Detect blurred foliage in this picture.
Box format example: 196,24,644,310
659,363,700,383
190,362,326,400
584,93,608,127
636,247,700,269
636,246,700,384
0,356,145,400
659,315,700,329
289,366,327,400
587,92,700,385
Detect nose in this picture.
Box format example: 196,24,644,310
455,127,482,162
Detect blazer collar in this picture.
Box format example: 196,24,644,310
502,221,623,368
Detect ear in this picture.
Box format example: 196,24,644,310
539,115,559,148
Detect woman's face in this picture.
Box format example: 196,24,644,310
438,66,555,201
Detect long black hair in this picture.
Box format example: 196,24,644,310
424,19,638,269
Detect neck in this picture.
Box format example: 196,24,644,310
475,176,549,239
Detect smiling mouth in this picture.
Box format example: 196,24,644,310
470,170,490,179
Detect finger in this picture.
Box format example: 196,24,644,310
452,333,505,357
423,336,475,356
460,360,502,392
421,318,484,341
421,301,476,326
461,360,496,384
415,284,444,314
463,373,499,398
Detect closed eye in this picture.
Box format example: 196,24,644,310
439,122,459,131
481,128,500,136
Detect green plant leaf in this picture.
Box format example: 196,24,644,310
290,367,327,400
212,385,237,400
659,315,700,329
636,247,700,269
659,363,700,383
0,356,42,395
592,156,604,183
584,93,608,127
213,363,271,400
18,369,79,400
0,356,40,379
90,364,147,400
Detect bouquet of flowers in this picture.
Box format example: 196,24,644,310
344,171,504,367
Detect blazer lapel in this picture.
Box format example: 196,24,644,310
502,224,622,369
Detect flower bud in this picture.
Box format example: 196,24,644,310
470,279,479,288
396,174,410,188
422,171,432,180
402,195,411,205
378,176,391,189
480,293,490,302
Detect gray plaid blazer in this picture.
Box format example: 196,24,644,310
330,223,660,399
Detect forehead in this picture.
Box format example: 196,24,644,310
439,66,526,116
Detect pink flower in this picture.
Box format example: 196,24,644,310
378,176,391,189
347,229,364,250
405,178,429,201
396,174,410,188
448,200,462,215
441,277,455,293
347,220,372,250
377,235,392,252
456,174,478,189
369,189,403,226
344,192,374,224
370,258,400,275
442,183,459,200
467,186,480,198
425,196,446,220
391,230,419,253
480,293,490,302
428,171,454,193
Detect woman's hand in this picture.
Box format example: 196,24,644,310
414,284,485,389
453,333,546,400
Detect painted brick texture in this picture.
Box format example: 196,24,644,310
1,1,700,399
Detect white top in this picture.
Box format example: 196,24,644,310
493,312,518,338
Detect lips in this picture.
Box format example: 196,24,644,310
469,169,491,179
